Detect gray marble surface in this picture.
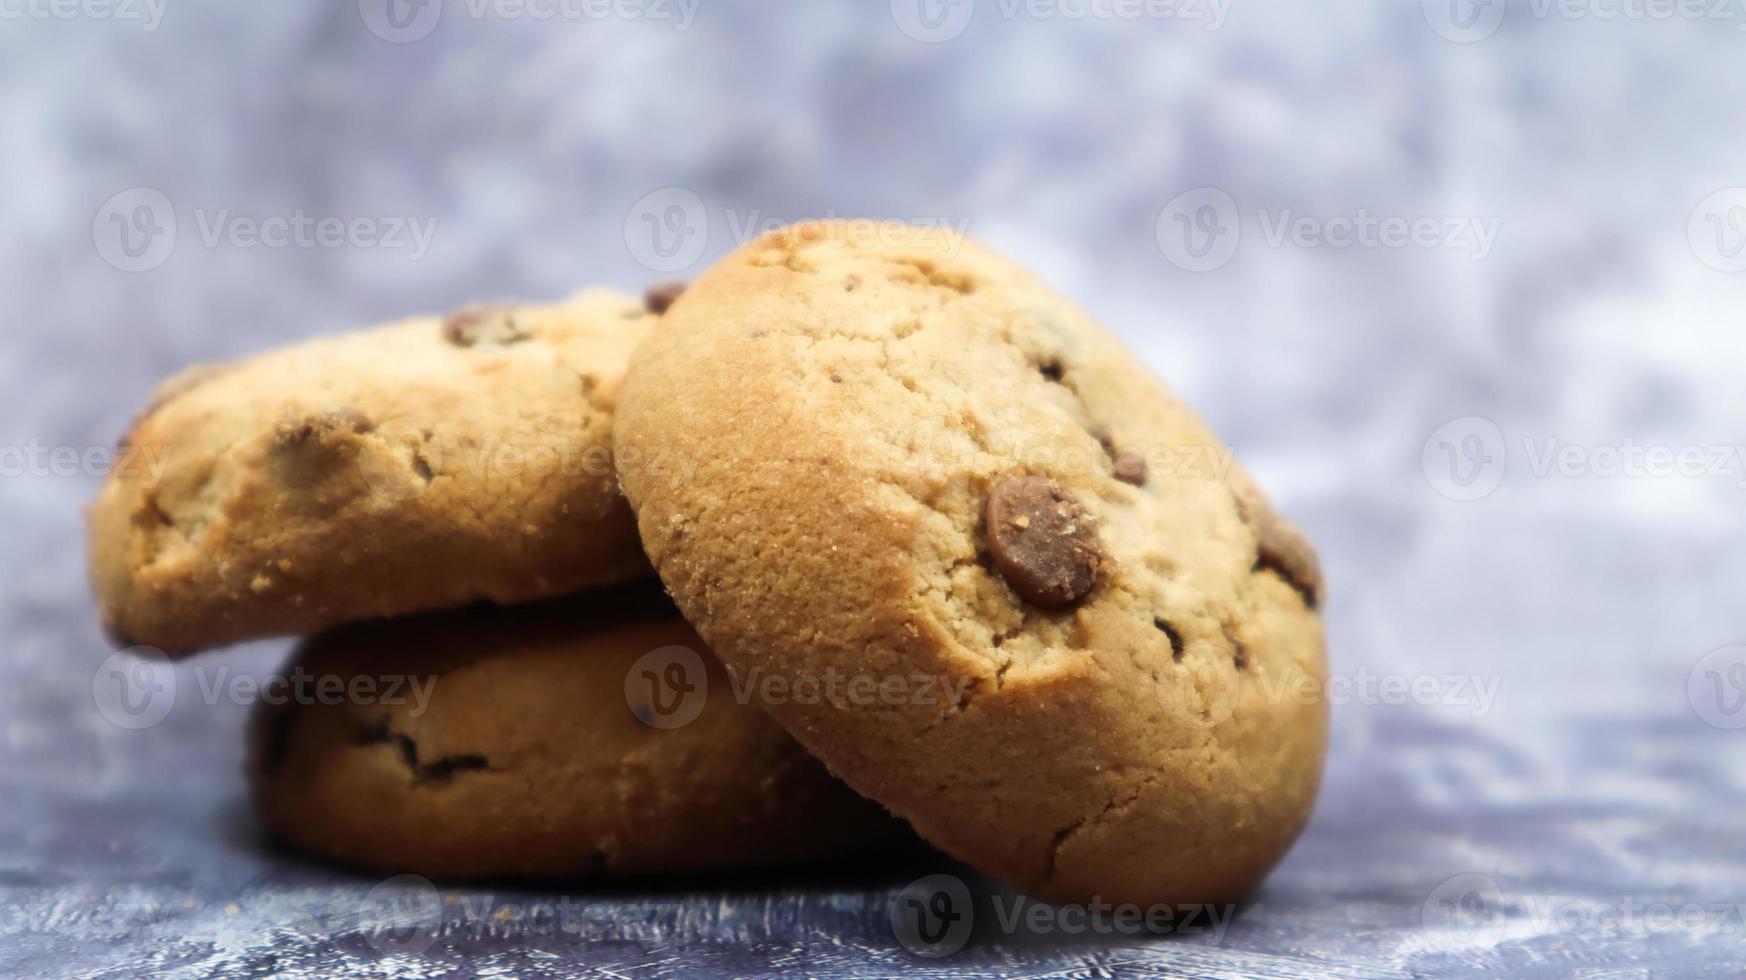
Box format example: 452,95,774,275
3,1,1746,976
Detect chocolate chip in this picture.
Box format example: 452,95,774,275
1233,485,1324,608
443,306,529,348
985,476,1105,607
1112,451,1147,486
1153,616,1184,660
643,281,687,314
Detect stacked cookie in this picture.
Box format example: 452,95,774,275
88,288,894,876
90,223,1328,905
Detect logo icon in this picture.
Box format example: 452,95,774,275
624,645,708,729
1156,187,1240,272
624,187,708,273
1422,416,1506,501
358,874,442,955
359,0,443,43
1689,645,1746,730
891,874,973,957
1422,0,1506,43
890,0,974,43
92,647,176,730
1689,188,1746,273
93,188,176,273
1421,873,1508,950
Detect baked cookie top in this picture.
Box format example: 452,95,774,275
248,586,897,878
90,289,655,655
614,221,1327,905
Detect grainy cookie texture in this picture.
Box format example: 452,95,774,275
89,289,659,655
614,221,1328,906
248,587,896,878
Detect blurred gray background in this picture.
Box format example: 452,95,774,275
3,1,1746,976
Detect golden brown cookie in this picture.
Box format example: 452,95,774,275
89,289,658,655
248,587,897,878
613,221,1328,906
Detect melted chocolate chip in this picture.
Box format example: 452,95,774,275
1112,451,1147,486
1233,485,1324,608
985,476,1104,607
443,306,529,348
643,281,687,314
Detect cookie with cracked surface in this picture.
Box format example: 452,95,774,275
613,221,1327,906
248,586,898,878
89,289,661,656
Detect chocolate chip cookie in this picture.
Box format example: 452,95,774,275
89,289,659,655
613,221,1327,906
248,586,896,878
